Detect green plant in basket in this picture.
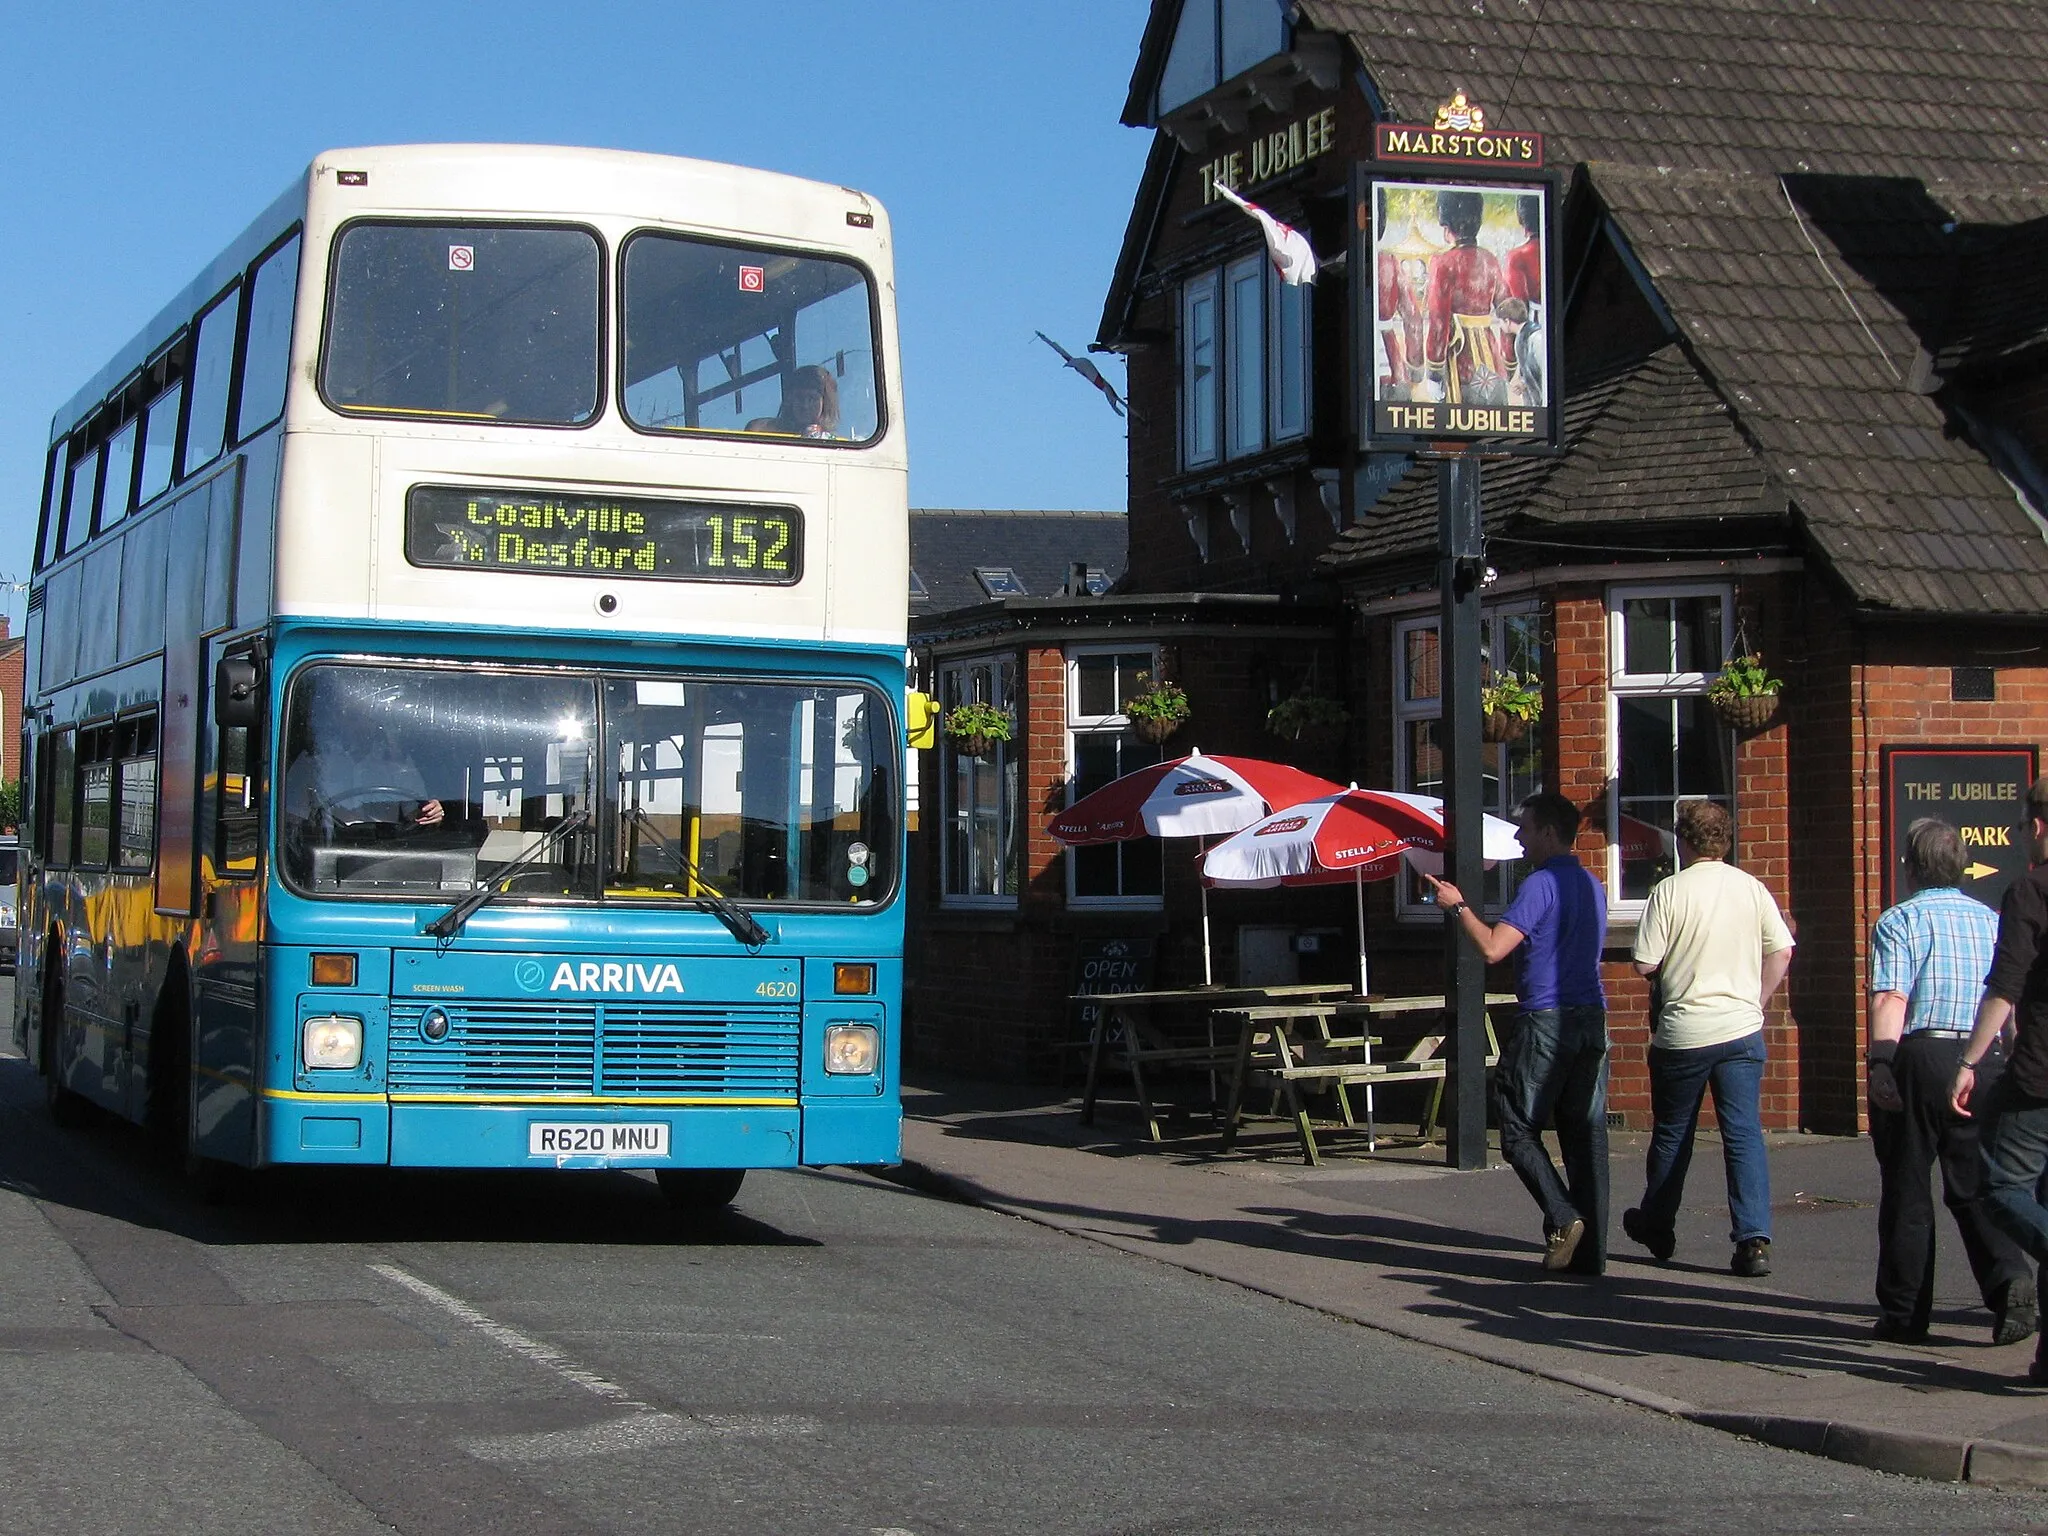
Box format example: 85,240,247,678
943,701,1014,746
1479,671,1543,722
1707,653,1783,701
1123,671,1190,724
1266,691,1350,741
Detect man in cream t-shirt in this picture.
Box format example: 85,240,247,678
1621,799,1795,1277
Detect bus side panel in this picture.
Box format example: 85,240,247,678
236,431,280,628
192,941,260,1164
156,489,214,916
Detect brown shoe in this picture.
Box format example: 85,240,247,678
1543,1218,1586,1271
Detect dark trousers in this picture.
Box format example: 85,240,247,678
1872,1033,2030,1332
1979,1075,2048,1333
1496,1005,1610,1273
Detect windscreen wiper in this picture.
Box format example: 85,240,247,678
623,806,771,947
425,809,591,941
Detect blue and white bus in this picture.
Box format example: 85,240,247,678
16,145,907,1207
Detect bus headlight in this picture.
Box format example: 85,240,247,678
303,1015,365,1071
823,1023,879,1076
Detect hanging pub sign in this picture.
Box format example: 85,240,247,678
1353,92,1561,454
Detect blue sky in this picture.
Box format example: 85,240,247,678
0,1,1153,623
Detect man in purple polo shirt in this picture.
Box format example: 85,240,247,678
1424,791,1610,1274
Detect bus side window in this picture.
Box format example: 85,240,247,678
185,284,243,476
215,723,260,878
76,726,115,869
40,730,76,866
116,715,159,873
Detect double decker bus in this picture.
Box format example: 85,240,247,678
15,145,906,1208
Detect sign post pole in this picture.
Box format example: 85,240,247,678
1438,455,1489,1170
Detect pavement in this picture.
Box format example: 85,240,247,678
893,1067,2048,1490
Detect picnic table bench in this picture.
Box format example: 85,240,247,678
1214,993,1519,1165
1074,982,1354,1143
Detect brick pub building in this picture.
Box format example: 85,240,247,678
912,0,2048,1136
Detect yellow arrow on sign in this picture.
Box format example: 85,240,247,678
1966,861,1998,880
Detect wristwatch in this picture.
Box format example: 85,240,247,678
1443,901,1466,917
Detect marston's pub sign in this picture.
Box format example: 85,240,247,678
1356,91,1559,452
1373,90,1545,169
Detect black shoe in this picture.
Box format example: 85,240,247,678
1622,1207,1675,1263
1873,1318,1930,1344
1732,1237,1772,1277
1994,1282,2039,1347
2029,1356,2048,1386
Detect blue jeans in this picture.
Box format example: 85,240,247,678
1496,1005,1610,1271
1979,1077,2048,1322
1637,1030,1771,1246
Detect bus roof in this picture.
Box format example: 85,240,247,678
49,144,889,447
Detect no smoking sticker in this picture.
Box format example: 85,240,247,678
738,265,765,293
448,245,475,272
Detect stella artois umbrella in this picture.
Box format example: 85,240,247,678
1202,788,1523,994
1049,752,1343,982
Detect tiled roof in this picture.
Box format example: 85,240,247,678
1282,0,2048,614
909,508,1128,616
1295,0,2048,185
1324,342,1775,582
1593,166,2048,613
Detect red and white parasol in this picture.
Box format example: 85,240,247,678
1203,789,1523,993
1049,752,1344,982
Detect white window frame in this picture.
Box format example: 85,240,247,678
1179,259,1310,472
938,651,1021,909
1064,644,1166,910
1604,581,1736,918
1392,602,1543,922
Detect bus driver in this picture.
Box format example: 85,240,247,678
282,724,446,839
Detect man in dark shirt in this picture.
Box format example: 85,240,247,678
1951,775,2048,1379
1424,791,1609,1274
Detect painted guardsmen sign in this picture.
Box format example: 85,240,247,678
1882,745,2039,910
1355,93,1559,451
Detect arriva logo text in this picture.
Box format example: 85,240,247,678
550,961,687,994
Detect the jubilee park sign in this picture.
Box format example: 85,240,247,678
1353,92,1561,454
1883,746,2039,910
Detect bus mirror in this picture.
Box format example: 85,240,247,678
215,656,264,728
905,691,938,750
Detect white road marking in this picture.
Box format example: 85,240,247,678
368,1261,817,1464
464,1412,814,1464
369,1260,647,1407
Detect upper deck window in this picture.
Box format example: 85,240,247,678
321,222,602,426
621,232,882,447
1157,0,1288,117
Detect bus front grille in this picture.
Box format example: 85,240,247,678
387,1000,802,1098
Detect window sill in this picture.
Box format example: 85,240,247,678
1165,442,1312,499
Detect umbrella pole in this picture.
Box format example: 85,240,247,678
1356,867,1375,1151
1199,837,1214,985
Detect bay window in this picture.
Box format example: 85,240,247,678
1181,254,1310,470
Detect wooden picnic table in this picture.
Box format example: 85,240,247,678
1075,982,1355,1143
1214,993,1520,1165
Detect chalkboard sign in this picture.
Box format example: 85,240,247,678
1071,937,1154,1045
1883,745,2038,910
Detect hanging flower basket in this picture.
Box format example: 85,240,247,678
1706,654,1784,733
1712,692,1781,732
1266,691,1350,747
1482,709,1529,744
1478,671,1542,745
1123,671,1190,746
943,702,1013,760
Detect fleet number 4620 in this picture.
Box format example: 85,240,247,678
755,980,799,998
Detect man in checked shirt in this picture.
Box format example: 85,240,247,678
1868,818,2032,1345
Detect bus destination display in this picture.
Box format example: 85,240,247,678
405,486,803,585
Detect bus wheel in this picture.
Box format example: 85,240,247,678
656,1168,745,1213
39,982,87,1130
